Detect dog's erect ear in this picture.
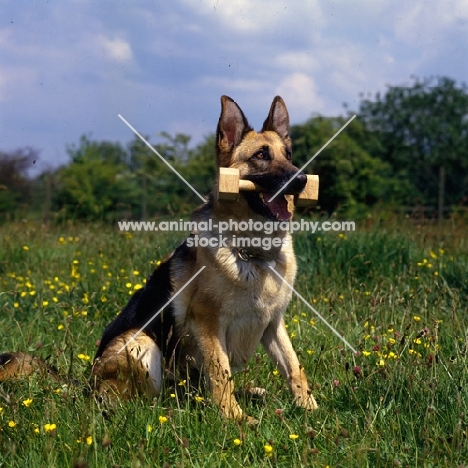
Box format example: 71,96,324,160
216,96,252,167
262,96,290,141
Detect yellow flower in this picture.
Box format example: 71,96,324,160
134,284,143,291
78,353,91,361
147,424,153,433
178,380,186,387
86,436,93,445
362,350,371,356
429,250,437,259
0,407,3,413
42,300,49,307
8,421,16,428
272,369,279,376
289,434,299,440
44,423,56,432
233,438,242,446
34,427,40,434
413,338,422,345
170,393,176,398
264,443,273,456
57,324,64,330
377,359,385,366
194,396,204,403
133,270,140,276
13,302,19,308
22,245,29,251
22,398,33,407
413,315,421,322
159,415,168,424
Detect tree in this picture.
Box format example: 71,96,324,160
358,77,468,211
54,136,138,221
291,117,396,215
0,148,39,221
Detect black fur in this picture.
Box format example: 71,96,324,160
94,240,193,361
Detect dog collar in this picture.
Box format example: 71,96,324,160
235,248,252,262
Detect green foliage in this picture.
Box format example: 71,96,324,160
0,148,39,221
292,117,397,215
358,76,468,206
2,75,468,222
54,136,137,221
0,220,467,466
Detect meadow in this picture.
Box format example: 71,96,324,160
0,217,467,467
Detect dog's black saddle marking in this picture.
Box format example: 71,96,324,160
94,240,192,361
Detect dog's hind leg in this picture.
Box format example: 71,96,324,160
91,329,162,401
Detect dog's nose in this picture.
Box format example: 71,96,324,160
289,172,307,192
296,172,307,185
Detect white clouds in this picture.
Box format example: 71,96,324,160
99,36,133,63
276,73,324,120
181,0,325,39
275,52,319,75
0,0,467,168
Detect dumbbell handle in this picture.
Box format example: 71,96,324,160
238,180,257,191
217,167,318,207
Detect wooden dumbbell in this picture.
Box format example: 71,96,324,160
217,168,319,207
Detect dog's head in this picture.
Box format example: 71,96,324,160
216,95,306,221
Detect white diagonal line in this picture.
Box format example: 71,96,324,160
118,114,206,202
269,266,357,353
117,265,206,354
269,114,357,202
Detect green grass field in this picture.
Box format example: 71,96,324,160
0,218,467,467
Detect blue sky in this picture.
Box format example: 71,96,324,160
1,0,467,172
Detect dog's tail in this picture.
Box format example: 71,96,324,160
0,352,59,382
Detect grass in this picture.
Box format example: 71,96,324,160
0,218,467,467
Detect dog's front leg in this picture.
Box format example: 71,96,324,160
261,318,318,410
194,325,244,421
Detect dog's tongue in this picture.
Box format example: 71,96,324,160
263,193,292,220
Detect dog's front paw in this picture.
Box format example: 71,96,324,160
294,393,318,411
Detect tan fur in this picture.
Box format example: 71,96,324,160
0,96,318,422
91,330,162,401
0,352,57,381
165,97,318,419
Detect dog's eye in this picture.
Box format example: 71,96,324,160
285,149,292,161
252,148,270,160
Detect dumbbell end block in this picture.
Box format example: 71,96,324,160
218,167,240,201
295,174,319,207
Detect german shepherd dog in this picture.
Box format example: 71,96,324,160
0,96,318,422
